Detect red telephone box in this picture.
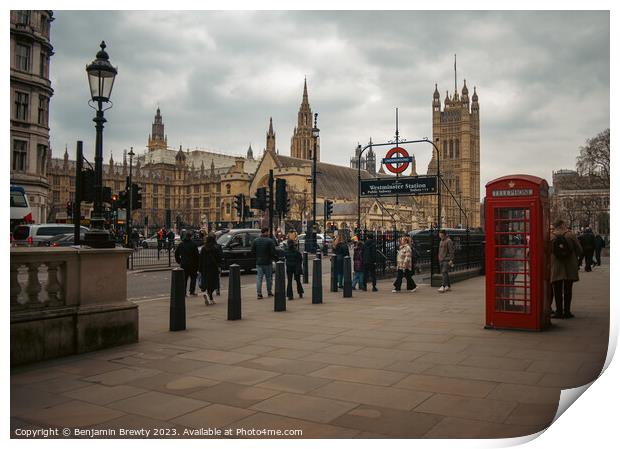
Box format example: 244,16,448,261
485,175,551,331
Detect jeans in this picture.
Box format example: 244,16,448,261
256,264,273,295
440,260,451,287
352,271,364,289
394,269,416,291
337,273,344,288
286,267,304,299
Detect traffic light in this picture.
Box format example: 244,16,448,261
80,168,96,203
66,201,73,217
117,190,128,209
234,194,244,217
131,183,143,210
255,187,267,211
324,199,334,220
275,178,288,216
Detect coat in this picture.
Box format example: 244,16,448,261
550,230,582,282
199,243,222,293
397,244,413,271
353,242,364,272
438,237,455,263
362,239,377,264
334,242,350,275
284,245,303,274
251,236,277,266
175,239,199,273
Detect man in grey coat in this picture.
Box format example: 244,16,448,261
437,230,455,293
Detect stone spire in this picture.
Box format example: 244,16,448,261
266,117,276,153
247,143,254,160
63,145,69,168
290,79,318,160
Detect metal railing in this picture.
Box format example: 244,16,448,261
127,244,178,270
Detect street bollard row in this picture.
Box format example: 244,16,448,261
170,252,358,331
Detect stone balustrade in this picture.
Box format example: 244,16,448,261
10,247,138,366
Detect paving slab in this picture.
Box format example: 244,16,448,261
414,393,518,423
393,373,498,398
255,374,332,394
16,400,125,428
171,403,256,430
250,392,358,423
187,382,281,408
424,416,543,438
331,405,442,437
63,384,148,405
107,391,208,421
231,412,361,438
311,380,432,411
310,365,408,386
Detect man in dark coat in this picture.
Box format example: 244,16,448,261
594,233,605,266
167,229,176,250
580,227,596,272
251,227,277,299
175,230,200,296
362,233,378,292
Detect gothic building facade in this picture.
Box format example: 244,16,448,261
421,75,481,229
10,10,54,223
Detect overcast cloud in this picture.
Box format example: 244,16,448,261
48,11,609,195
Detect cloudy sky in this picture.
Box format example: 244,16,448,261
49,10,609,195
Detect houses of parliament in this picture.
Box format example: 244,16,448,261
47,74,481,232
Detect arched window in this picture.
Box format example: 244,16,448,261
449,140,454,159
226,184,231,195
443,140,448,159
455,139,460,159
226,203,230,214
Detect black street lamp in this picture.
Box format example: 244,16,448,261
83,41,117,248
126,147,134,246
311,113,320,252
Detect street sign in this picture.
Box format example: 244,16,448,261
360,175,437,197
383,147,412,174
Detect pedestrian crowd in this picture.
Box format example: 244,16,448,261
550,221,606,319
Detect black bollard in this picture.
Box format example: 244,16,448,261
312,256,323,304
227,264,242,320
274,261,286,312
330,255,338,292
316,249,322,260
343,256,353,298
169,268,186,331
303,251,309,284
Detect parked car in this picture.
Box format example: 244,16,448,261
216,229,284,272
46,232,86,247
293,233,333,250
12,224,89,247
141,233,180,249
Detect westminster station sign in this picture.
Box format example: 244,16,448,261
360,175,438,197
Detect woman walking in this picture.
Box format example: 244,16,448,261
284,239,304,299
393,236,417,293
199,232,222,305
333,233,350,289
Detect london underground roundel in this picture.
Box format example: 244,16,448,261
384,147,411,174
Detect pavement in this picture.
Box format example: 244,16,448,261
11,259,609,439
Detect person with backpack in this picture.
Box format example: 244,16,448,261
550,219,583,319
251,227,277,299
392,236,417,293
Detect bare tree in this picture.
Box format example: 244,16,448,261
576,128,610,187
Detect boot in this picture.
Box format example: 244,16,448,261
564,296,574,318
